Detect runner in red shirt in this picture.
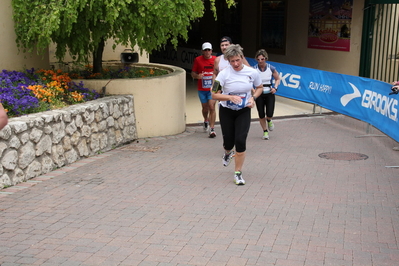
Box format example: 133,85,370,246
191,42,217,138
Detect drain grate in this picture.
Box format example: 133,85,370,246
318,152,368,161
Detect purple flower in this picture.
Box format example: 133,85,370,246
0,69,100,117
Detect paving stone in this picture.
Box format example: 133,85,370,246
1,115,399,265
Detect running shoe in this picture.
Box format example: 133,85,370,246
222,150,235,167
203,121,209,132
262,131,269,140
268,120,274,131
234,171,245,185
209,128,216,138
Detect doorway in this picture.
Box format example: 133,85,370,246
360,0,399,82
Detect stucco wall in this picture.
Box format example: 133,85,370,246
241,0,364,76
74,63,187,139
1,0,49,71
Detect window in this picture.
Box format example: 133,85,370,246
259,0,287,54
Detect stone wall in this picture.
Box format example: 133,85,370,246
0,95,137,189
76,63,186,138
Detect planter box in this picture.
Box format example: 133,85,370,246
74,63,186,138
0,95,137,189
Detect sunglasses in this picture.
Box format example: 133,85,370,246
257,57,266,61
203,49,211,51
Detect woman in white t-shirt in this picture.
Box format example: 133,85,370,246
212,44,263,186
253,49,281,140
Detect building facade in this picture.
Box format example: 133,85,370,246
151,0,365,77
2,0,398,83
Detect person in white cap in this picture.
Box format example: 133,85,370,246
191,42,217,138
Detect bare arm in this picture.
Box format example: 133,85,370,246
211,81,263,109
191,71,203,80
191,57,202,80
212,91,238,102
271,69,281,94
0,103,8,130
253,84,263,99
211,79,235,102
212,56,221,81
248,84,263,108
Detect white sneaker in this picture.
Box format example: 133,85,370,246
209,128,216,138
222,150,235,167
262,131,269,140
203,121,209,132
268,120,274,131
234,171,245,185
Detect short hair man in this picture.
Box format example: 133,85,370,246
191,42,217,138
213,36,250,78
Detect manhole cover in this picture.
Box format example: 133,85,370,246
318,152,368,161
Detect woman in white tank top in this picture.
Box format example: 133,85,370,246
253,49,281,140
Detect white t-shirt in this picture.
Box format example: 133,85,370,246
216,65,262,110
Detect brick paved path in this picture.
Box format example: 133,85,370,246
1,115,399,266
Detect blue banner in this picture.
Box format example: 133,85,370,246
246,58,399,142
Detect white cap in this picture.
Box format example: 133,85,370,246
202,42,212,50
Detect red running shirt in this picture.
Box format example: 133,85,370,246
192,55,216,91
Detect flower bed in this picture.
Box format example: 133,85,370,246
0,64,171,119
68,64,169,79
0,63,186,188
0,69,100,118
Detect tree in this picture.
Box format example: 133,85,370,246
12,0,235,73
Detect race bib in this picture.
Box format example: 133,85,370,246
202,75,212,89
226,92,247,110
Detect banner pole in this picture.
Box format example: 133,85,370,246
355,123,386,138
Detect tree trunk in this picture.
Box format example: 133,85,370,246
93,38,105,74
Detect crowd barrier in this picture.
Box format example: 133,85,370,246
246,58,399,142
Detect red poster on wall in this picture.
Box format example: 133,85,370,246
308,0,353,52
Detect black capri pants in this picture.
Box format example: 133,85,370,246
219,105,251,153
255,93,275,119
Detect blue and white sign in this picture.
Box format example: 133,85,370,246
247,58,399,142
150,46,398,142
